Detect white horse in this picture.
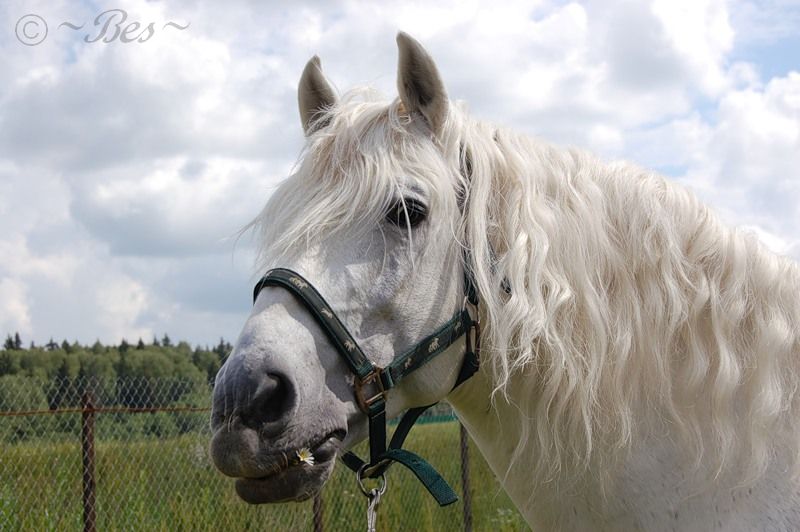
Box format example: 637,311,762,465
210,33,800,530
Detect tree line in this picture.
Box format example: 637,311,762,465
0,333,234,442
1,332,231,385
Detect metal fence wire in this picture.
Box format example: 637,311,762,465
0,376,527,531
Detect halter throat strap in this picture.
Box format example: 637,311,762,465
252,264,480,507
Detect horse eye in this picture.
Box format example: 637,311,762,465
385,198,427,228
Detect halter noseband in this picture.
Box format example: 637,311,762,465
251,258,480,506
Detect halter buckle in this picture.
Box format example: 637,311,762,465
355,368,387,412
462,295,481,358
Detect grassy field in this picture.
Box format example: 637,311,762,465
0,417,528,531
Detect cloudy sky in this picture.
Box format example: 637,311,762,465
1,0,798,347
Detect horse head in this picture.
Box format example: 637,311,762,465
209,33,470,504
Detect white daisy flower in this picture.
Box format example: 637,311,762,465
296,447,315,466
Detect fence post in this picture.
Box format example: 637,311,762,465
81,390,97,532
313,493,324,532
459,422,473,532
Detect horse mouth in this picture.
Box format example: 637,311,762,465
235,430,345,504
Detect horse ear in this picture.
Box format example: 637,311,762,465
396,32,448,136
298,56,337,135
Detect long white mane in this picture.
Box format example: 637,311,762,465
251,88,800,493
460,112,800,494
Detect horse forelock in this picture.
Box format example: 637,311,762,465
248,87,467,270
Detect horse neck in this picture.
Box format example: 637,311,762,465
447,341,800,530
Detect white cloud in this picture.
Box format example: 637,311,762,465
651,0,733,95
70,157,271,256
669,71,800,257
0,279,32,337
1,0,798,345
0,235,78,285
729,0,800,45
93,272,151,343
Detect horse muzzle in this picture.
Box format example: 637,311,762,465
210,420,346,503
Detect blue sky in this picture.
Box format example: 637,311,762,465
1,0,798,346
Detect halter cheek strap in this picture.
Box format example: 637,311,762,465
252,265,480,507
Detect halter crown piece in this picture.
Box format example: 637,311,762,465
251,252,481,507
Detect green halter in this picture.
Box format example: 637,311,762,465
252,261,480,506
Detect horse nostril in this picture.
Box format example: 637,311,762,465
240,373,296,434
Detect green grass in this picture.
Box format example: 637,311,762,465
0,418,528,531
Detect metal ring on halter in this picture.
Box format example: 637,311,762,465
462,295,480,332
357,464,388,497
462,295,481,358
462,295,479,321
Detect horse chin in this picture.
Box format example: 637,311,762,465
235,457,336,504
227,432,344,504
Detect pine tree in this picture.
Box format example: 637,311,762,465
214,337,231,361
119,339,130,353
46,338,59,351
161,334,172,347
3,334,14,350
152,336,161,347
13,332,22,350
136,338,145,350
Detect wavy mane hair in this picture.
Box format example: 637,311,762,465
251,88,800,492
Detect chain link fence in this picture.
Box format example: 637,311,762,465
0,376,527,531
